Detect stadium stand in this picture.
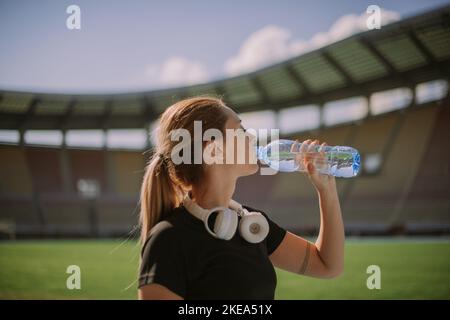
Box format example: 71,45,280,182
96,195,139,237
40,193,93,237
0,195,40,236
0,146,34,195
0,146,41,236
110,151,145,196
69,149,108,193
401,102,450,233
26,147,63,193
343,103,440,233
0,5,449,238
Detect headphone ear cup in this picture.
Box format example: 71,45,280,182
239,212,269,243
214,208,238,240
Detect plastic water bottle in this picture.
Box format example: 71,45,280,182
256,139,361,178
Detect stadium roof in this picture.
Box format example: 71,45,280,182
1,5,449,131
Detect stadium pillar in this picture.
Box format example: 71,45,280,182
18,127,46,236
60,129,74,194
274,110,280,133
318,103,325,131
103,131,116,195
18,129,25,146
88,198,99,238
411,85,417,106
145,125,152,149
366,94,373,118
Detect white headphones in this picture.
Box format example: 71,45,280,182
182,192,270,243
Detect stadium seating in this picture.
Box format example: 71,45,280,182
68,149,107,193
110,151,145,196
0,146,34,195
96,195,139,237
401,103,450,233
39,193,93,237
0,146,41,236
0,195,41,236
1,101,448,237
343,103,440,233
26,147,63,193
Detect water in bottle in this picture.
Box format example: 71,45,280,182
256,139,360,178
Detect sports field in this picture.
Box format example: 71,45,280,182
0,238,449,299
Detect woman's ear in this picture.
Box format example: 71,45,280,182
214,140,225,162
204,139,224,164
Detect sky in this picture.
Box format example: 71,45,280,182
1,0,450,94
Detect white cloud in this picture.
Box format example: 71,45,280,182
145,56,209,88
224,8,400,76
224,25,309,77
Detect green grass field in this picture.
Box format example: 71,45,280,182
0,238,449,299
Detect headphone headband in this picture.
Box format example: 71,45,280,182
184,192,246,219
182,191,269,243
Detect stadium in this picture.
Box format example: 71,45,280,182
0,2,449,299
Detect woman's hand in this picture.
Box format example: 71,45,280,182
292,139,337,193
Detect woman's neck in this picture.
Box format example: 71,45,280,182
190,173,237,209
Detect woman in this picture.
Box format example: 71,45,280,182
138,96,344,300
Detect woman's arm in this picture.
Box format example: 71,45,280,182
269,139,345,279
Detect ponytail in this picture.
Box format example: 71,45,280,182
139,152,185,243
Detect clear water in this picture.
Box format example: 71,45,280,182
257,139,360,178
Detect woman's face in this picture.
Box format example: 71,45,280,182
218,107,259,177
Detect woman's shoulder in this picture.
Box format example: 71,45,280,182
140,223,188,265
140,208,186,256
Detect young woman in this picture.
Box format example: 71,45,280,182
138,96,344,300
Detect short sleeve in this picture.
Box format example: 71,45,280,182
244,205,287,255
138,223,187,298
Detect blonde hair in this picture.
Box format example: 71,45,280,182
139,96,229,243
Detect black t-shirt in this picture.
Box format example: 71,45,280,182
138,204,287,300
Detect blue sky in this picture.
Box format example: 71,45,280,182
0,0,449,94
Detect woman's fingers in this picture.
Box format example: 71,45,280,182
305,139,319,171
299,139,311,154
297,139,328,173
316,142,328,171
318,142,327,152
307,140,319,158
318,142,327,158
291,139,300,153
292,139,302,166
298,139,311,168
